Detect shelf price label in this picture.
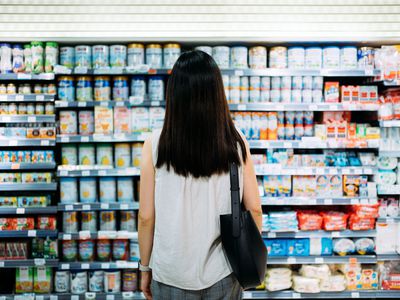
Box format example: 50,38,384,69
28,116,36,122
122,292,134,299
315,257,324,263
60,263,70,270
81,263,90,269
50,296,58,300
81,136,90,142
82,170,90,176
120,203,129,210
16,207,25,214
9,140,18,146
71,295,79,300
351,292,360,298
101,203,110,209
41,140,50,146
36,95,45,101
17,73,32,79
101,263,110,269
0,261,4,268
287,257,297,263
28,230,37,237
106,295,115,300
84,293,96,299
34,258,45,266
65,204,73,211
292,293,301,299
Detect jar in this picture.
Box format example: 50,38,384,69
269,46,287,69
148,76,164,101
110,45,127,68
58,76,75,102
212,46,230,69
6,83,16,94
94,76,111,101
31,41,44,74
249,46,267,69
146,44,162,69
27,103,35,115
130,76,146,101
92,45,109,69
47,83,56,95
12,44,24,73
240,77,249,103
45,103,54,115
163,43,181,69
76,76,93,101
0,43,12,73
230,46,248,69
97,239,111,262
127,43,145,67
195,46,212,56
62,240,77,261
60,46,75,69
23,44,32,73
21,84,31,94
18,103,27,115
112,76,129,101
0,84,6,94
45,42,58,73
34,84,42,94
79,240,95,262
75,45,91,68
35,103,44,115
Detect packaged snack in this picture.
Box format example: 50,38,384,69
297,210,323,231
348,214,375,231
321,211,348,231
16,217,35,230
15,267,33,293
37,216,56,230
33,266,52,293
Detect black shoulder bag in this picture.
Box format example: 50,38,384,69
220,163,267,289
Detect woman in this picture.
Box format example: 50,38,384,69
138,50,262,300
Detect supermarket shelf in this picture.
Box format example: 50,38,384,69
377,254,400,261
55,65,173,75
0,73,55,80
59,231,138,240
5,292,146,300
378,150,400,157
59,261,138,270
266,255,377,264
261,197,377,206
0,94,54,102
377,217,400,223
0,139,55,147
0,162,55,170
263,230,376,239
227,68,380,77
0,259,58,268
57,133,149,143
0,230,57,238
229,103,379,112
58,202,139,211
378,185,400,195
57,166,140,177
0,183,57,191
55,100,165,108
0,115,55,123
0,206,57,215
248,139,379,149
255,166,375,176
380,120,400,127
242,290,400,299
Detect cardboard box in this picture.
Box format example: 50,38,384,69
324,82,340,103
95,107,113,134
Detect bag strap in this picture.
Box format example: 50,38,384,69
229,163,241,238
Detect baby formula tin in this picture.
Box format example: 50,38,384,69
323,46,340,69
79,240,95,261
292,76,303,90
163,43,181,69
288,47,305,69
305,47,322,69
129,240,140,261
70,271,87,294
55,271,70,293
110,45,127,68
269,47,287,69
63,211,78,233
62,240,77,262
281,90,291,103
115,143,131,168
89,271,104,292
94,76,111,101
60,47,74,69
122,270,137,292
249,76,261,102
340,46,357,69
97,239,111,262
312,76,323,90
271,77,281,90
45,102,54,115
80,177,97,203
291,89,302,103
78,144,95,165
120,211,136,231
35,103,45,115
100,210,116,230
131,107,150,133
131,143,142,167
312,89,323,103
112,240,128,261
113,76,129,101
75,45,91,68
92,45,109,69
127,43,145,67
78,110,94,135
117,177,134,203
302,89,313,103
148,76,164,101
58,76,75,102
60,178,78,203
249,46,267,69
222,74,230,100
96,143,113,166
130,76,146,101
281,76,292,90
61,145,78,165
212,46,230,69
195,46,212,56
76,76,93,102
81,211,97,232
240,77,249,103
270,89,281,102
59,111,78,135
230,46,248,69
104,271,121,293
146,44,162,69
99,177,116,203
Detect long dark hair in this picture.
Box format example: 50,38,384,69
156,50,247,178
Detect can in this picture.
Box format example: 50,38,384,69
113,240,128,261
358,47,375,69
89,271,104,292
70,271,87,294
261,90,270,102
271,77,281,89
130,76,146,100
96,143,113,166
114,143,131,168
261,77,270,91
267,112,278,140
163,43,181,69
80,177,97,203
6,83,16,94
146,44,162,69
277,112,285,140
110,45,127,68
75,45,92,68
81,211,97,232
122,270,137,292
281,76,291,90
76,76,93,102
55,271,70,293
60,178,78,204
117,177,134,203
212,46,230,69
129,240,140,261
62,145,78,165
78,110,94,135
63,211,78,233
312,89,323,103
340,46,357,69
249,76,261,103
99,177,116,203
230,46,248,69
302,76,313,90
35,103,44,115
305,47,322,70
251,113,260,140
291,76,302,90
240,77,249,103
281,90,291,103
45,42,58,73
127,43,145,67
291,89,302,103
45,103,54,115
249,46,267,69
270,89,281,102
222,74,230,100
59,111,77,135
58,76,75,102
303,111,314,125
92,45,109,69
62,240,77,262
312,76,323,90
148,76,164,101
79,240,94,262
113,76,129,101
269,47,287,69
195,46,212,56
100,210,116,230
323,46,340,69
104,271,121,293
120,211,136,231
294,124,304,140
79,144,95,165
288,47,305,69
60,47,75,69
302,89,313,103
97,239,111,262
93,76,111,101
31,41,44,74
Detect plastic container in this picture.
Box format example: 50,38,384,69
63,212,78,233
230,46,248,69
269,47,287,68
305,47,322,70
288,47,305,69
195,46,212,56
249,46,267,69
148,76,164,101
58,76,75,102
60,47,74,69
45,42,58,73
323,46,340,69
130,76,146,101
94,76,111,101
31,41,44,74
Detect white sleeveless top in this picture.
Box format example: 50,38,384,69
149,129,244,290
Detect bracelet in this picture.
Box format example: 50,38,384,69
139,260,151,272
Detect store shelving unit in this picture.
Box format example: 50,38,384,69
262,197,377,205
59,261,139,270
0,162,56,170
255,166,375,176
229,103,379,112
2,292,145,300
0,139,55,147
0,73,55,80
263,230,376,239
267,255,377,264
0,94,54,102
242,290,400,299
248,139,379,149
0,230,57,238
58,202,139,211
0,115,55,123
0,259,59,268
0,183,57,191
59,231,137,240
55,100,165,108
57,134,148,143
57,166,140,177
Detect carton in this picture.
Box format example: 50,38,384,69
324,82,340,103
114,107,131,134
94,107,113,134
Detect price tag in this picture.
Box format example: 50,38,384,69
2,116,10,122
349,257,358,264
276,104,284,111
98,170,107,176
81,263,90,269
316,168,324,175
122,292,134,299
351,292,360,298
235,70,244,76
71,295,79,300
82,205,91,211
315,257,324,263
235,104,245,111
60,263,70,270
0,261,4,267
63,234,72,240
287,257,297,263
329,168,337,175
106,295,115,300
9,140,18,146
17,73,32,79
50,295,58,300
36,295,44,300
364,69,374,76
65,204,73,211
268,232,276,238
309,104,318,110
16,207,25,214
28,230,37,237
11,163,20,170
292,293,301,299
101,203,109,209
36,95,45,101
360,198,369,204
77,101,86,107
27,116,36,122
81,136,90,142
34,258,45,266
151,101,160,106
242,292,252,299
40,140,50,146
61,136,70,143
101,263,110,269
351,199,359,205
0,95,7,101
331,232,340,238
283,142,292,148
324,198,333,205
364,168,373,174
120,203,129,210
116,260,127,268
342,168,350,175
115,101,124,107
329,104,337,110
82,170,90,176
84,293,96,300
74,66,88,74
59,170,68,176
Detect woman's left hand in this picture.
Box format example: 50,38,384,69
141,271,153,300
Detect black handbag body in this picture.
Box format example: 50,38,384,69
220,163,267,289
